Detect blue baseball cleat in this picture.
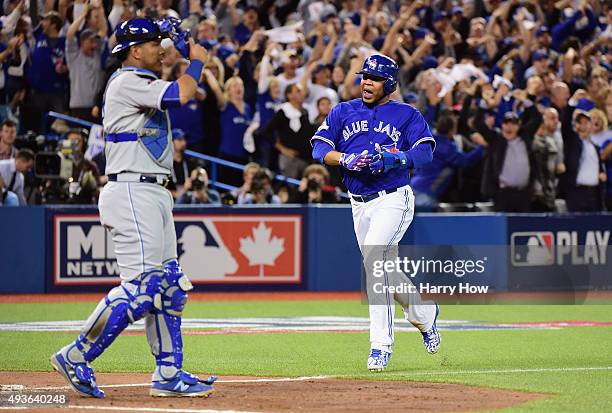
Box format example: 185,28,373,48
367,349,391,372
50,352,105,398
422,304,441,354
150,371,215,397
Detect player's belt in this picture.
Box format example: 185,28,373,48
105,132,138,142
108,173,169,186
351,187,400,203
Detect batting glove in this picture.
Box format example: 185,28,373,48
370,151,409,174
339,150,372,171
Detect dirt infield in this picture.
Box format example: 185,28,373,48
0,372,544,412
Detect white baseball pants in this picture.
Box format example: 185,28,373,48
98,181,177,281
350,185,437,352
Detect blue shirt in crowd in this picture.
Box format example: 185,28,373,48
168,95,205,148
26,26,68,94
219,101,252,161
411,135,485,198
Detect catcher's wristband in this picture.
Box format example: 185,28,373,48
186,59,204,82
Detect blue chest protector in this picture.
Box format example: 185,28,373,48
103,66,171,165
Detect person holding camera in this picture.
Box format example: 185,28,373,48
237,168,280,204
291,164,339,204
176,167,221,205
66,129,101,204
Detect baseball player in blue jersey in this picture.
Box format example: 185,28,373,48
311,54,441,372
51,17,216,397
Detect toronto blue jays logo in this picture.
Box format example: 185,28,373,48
379,142,399,153
368,59,378,70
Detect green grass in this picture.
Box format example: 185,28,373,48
1,300,612,322
0,300,611,412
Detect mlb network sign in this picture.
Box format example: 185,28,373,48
53,214,302,285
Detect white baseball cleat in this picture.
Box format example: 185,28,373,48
422,304,441,354
367,349,391,372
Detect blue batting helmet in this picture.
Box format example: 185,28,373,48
112,17,168,54
357,54,399,95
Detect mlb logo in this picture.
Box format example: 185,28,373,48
174,215,302,283
511,232,555,266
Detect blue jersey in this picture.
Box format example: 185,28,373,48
219,102,252,161
256,91,277,130
168,97,204,147
411,134,484,198
311,98,435,194
27,26,68,94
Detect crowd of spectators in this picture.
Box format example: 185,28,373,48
0,0,611,212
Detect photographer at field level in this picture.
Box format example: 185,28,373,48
176,167,221,205
35,129,100,204
238,168,281,205
292,164,339,204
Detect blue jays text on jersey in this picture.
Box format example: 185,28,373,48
311,99,436,195
342,120,403,142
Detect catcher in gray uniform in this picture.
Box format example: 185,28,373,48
51,17,215,398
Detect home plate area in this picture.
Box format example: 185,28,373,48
0,316,610,334
0,372,543,413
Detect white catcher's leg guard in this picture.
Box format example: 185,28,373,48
146,260,194,382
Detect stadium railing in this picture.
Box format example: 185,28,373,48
44,111,351,198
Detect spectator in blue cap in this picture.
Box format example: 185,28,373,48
535,26,551,47
432,11,448,25
412,27,429,42
560,93,606,211
524,51,550,79
422,55,439,70
217,43,237,62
